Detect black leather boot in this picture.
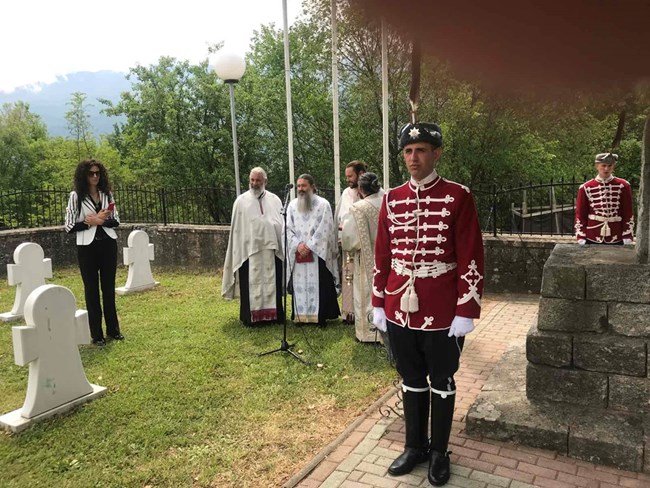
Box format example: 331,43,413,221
428,449,451,486
428,391,455,485
388,389,430,476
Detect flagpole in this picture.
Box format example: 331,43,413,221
331,0,341,205
282,0,295,197
381,18,390,190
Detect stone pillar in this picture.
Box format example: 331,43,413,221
467,244,650,473
636,116,650,264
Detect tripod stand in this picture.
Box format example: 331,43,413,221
259,183,307,364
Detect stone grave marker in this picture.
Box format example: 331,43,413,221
116,230,159,295
0,242,53,322
0,284,106,433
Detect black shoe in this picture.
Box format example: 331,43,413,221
387,447,429,476
428,450,451,486
108,333,124,341
92,338,106,347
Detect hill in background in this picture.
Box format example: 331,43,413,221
0,71,131,137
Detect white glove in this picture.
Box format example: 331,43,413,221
372,307,387,332
577,239,586,246
623,239,633,245
448,316,475,338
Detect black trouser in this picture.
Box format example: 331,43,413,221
77,238,120,341
585,240,623,245
388,321,464,391
388,321,464,453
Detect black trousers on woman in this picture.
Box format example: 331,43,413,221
77,238,120,341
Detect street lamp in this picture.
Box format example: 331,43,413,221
211,51,246,196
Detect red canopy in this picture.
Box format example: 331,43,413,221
351,0,650,94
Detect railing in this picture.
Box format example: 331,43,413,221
0,180,638,236
474,177,639,237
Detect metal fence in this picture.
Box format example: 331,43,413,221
474,178,638,237
0,180,638,236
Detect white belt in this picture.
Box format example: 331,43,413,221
588,214,621,223
391,259,457,278
386,260,457,314
587,214,621,237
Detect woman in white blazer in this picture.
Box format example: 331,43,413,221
64,159,122,346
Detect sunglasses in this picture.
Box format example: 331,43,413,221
89,171,100,177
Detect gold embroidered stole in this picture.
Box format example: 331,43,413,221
350,200,380,290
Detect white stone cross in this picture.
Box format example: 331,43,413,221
0,285,106,433
0,242,53,322
116,230,159,295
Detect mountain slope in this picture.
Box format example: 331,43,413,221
0,71,131,136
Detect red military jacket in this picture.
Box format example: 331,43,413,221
372,171,484,331
575,176,634,244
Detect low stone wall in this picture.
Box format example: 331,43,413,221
0,224,231,275
0,225,572,293
483,235,573,294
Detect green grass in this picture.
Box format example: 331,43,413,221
0,267,395,487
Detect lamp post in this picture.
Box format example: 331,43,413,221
211,51,246,196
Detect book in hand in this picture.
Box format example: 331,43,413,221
296,249,314,263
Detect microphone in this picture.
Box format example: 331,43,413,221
283,183,293,209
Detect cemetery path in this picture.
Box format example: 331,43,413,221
287,294,650,488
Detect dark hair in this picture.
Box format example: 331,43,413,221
73,159,113,210
358,172,380,196
297,174,316,187
345,160,367,175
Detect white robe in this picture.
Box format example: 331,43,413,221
335,187,361,320
221,190,283,319
335,187,361,230
341,190,384,341
287,195,339,322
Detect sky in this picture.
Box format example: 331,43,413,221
0,0,304,93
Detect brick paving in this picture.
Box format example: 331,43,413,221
290,294,650,488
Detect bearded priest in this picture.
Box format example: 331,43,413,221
286,174,340,324
222,167,285,326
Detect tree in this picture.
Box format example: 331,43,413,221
102,57,235,188
0,102,47,191
238,20,335,191
101,56,238,221
36,136,131,190
65,92,94,161
300,0,645,189
94,0,645,202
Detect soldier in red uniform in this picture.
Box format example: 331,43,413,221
372,122,484,486
575,153,634,245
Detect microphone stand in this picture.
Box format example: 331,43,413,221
259,184,307,364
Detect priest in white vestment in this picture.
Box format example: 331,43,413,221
341,172,385,342
222,168,284,326
334,161,367,323
287,174,340,324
